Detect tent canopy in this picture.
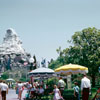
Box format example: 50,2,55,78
29,67,55,77
55,64,88,75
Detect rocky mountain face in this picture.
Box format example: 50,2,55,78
0,28,30,80
0,28,25,55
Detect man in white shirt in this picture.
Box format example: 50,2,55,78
0,80,8,100
58,77,66,96
81,74,91,100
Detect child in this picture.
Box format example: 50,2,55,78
73,82,80,100
50,85,63,100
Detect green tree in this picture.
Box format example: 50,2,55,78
1,72,9,80
49,27,100,87
56,46,63,57
66,27,100,87
48,57,64,70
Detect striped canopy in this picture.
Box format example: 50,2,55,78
29,67,55,77
55,64,88,75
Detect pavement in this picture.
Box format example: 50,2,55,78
6,89,18,100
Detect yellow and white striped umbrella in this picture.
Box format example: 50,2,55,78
55,64,88,75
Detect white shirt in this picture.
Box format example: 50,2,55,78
30,87,36,91
81,77,91,90
27,83,32,89
0,83,8,91
58,79,65,88
18,83,23,90
39,88,44,94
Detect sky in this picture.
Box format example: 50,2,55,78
0,0,100,63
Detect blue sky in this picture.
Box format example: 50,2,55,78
0,0,100,62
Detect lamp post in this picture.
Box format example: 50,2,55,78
29,57,34,70
24,61,28,81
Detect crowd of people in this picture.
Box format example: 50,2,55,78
14,77,66,100
1,74,100,100
14,74,92,100
15,81,46,100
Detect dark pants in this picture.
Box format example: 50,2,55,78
1,91,6,100
74,92,80,100
59,87,64,96
82,88,89,100
38,93,43,99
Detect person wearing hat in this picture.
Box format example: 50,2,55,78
81,74,91,100
73,82,80,100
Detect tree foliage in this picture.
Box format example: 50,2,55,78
70,27,100,86
1,72,9,80
49,27,100,87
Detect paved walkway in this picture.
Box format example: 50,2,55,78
7,89,18,100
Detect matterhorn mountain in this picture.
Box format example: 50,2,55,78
0,28,30,79
0,28,25,55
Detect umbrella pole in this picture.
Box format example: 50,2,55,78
67,75,71,89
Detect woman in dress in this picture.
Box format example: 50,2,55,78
50,85,62,100
18,81,23,100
